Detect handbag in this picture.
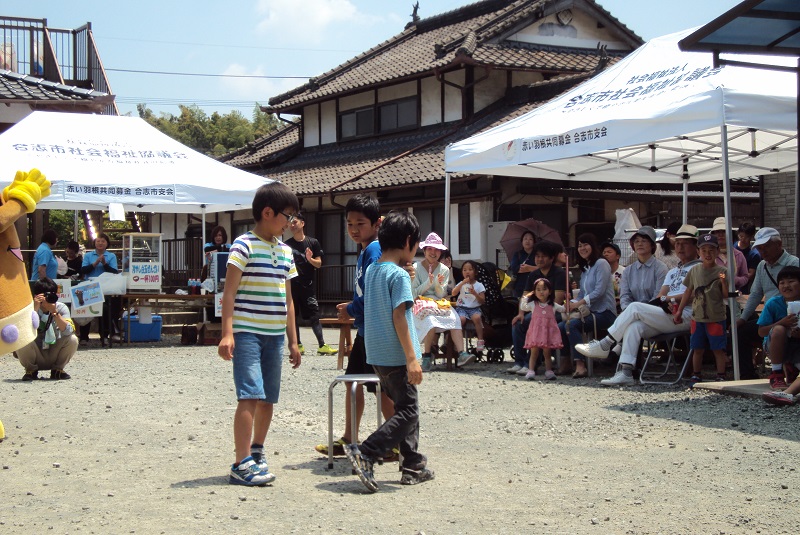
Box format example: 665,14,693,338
567,304,591,321
181,324,198,345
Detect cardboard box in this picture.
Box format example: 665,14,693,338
122,315,163,342
197,322,222,346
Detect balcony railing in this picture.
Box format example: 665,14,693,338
1,16,118,115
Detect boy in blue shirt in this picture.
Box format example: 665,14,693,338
757,265,800,392
218,182,302,486
345,211,434,492
316,194,395,456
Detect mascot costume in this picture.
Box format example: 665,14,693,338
0,168,51,441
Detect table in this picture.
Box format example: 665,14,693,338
319,317,354,369
120,293,214,343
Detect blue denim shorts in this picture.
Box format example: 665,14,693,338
232,332,285,402
454,306,481,320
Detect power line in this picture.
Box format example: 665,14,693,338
95,35,358,54
106,68,309,79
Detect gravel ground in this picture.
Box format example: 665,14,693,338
1,327,798,534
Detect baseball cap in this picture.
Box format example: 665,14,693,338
699,234,719,248
752,227,780,247
675,224,699,240
601,242,621,256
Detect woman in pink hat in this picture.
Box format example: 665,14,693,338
411,232,473,370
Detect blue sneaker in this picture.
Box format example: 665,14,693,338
229,456,274,486
250,447,277,484
344,444,378,493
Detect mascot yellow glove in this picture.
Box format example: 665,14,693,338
1,168,51,213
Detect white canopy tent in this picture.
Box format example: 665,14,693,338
0,111,273,245
445,28,798,380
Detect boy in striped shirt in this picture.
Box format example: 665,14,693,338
218,182,302,486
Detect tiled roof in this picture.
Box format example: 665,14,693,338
220,123,301,168
234,75,591,196
267,0,641,111
0,70,111,105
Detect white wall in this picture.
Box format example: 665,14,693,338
303,104,320,147
320,100,337,145
444,71,464,123
511,71,545,86
377,81,416,102
507,8,629,51
420,76,442,126
339,92,375,111
474,69,508,113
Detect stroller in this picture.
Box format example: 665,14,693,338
463,262,518,363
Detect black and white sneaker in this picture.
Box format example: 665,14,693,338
344,444,378,492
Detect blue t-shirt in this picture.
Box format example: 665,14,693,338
364,261,421,367
31,242,58,280
758,294,788,327
82,250,118,279
347,239,381,336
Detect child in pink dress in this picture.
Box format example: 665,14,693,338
520,278,565,380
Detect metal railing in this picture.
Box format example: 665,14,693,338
1,16,118,115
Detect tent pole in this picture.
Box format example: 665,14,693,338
682,177,688,224
444,173,451,247
795,58,799,256
73,210,79,241
721,124,740,381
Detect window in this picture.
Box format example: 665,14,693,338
340,107,374,139
379,98,417,133
457,203,471,254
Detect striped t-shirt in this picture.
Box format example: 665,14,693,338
227,231,297,335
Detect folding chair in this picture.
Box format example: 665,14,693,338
639,332,691,385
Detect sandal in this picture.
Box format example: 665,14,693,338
315,437,348,456
572,370,588,378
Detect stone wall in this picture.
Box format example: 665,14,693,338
763,171,797,254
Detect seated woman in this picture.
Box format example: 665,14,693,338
411,233,472,371
558,233,618,378
508,231,536,298
452,260,486,351
14,277,79,380
656,222,681,270
78,233,121,346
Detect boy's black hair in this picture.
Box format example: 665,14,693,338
738,221,757,238
252,182,300,222
32,276,57,295
777,265,800,283
533,240,563,259
345,194,381,224
378,211,420,252
294,212,305,222
66,240,80,252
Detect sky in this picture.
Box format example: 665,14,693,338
1,0,743,118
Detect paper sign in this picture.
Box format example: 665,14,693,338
214,293,223,318
72,302,103,319
70,281,104,308
55,279,72,303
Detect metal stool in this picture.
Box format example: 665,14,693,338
327,374,382,469
639,332,690,385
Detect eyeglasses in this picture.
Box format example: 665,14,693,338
279,211,296,224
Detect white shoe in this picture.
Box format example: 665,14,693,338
575,340,610,359
506,364,521,374
524,370,536,380
600,370,635,386
515,366,530,376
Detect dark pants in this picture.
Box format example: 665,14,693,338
359,365,426,470
79,296,121,341
290,281,324,346
736,318,760,378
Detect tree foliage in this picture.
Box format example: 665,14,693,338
136,104,280,157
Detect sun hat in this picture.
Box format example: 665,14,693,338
420,232,447,251
711,217,728,232
629,226,656,245
699,234,719,248
752,227,780,247
675,224,699,240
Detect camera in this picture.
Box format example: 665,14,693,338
45,292,59,304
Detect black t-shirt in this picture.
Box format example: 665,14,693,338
522,265,567,296
64,254,83,278
284,236,323,285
